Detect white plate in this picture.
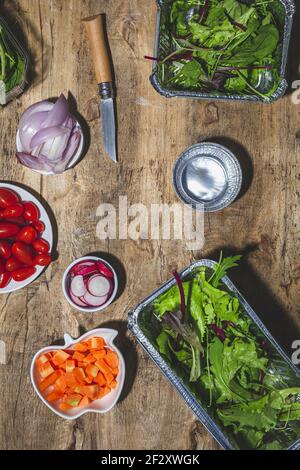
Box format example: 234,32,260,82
16,120,85,176
30,329,126,419
0,182,54,293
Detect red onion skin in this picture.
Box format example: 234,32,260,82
43,94,69,127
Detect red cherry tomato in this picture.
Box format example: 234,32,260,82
0,188,20,209
12,242,35,266
32,238,50,254
30,219,45,234
23,202,40,222
0,272,12,288
3,217,26,227
0,241,11,259
6,257,23,272
0,223,20,239
0,203,24,219
17,226,37,245
0,258,5,274
12,266,36,282
34,254,52,267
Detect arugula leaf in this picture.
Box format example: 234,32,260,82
208,252,242,287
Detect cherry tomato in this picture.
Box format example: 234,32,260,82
6,257,23,272
32,238,50,254
0,241,11,259
12,242,35,266
12,266,36,282
30,219,45,234
0,272,12,288
0,223,20,239
34,254,52,267
0,258,5,274
4,217,26,227
0,188,20,209
0,203,24,219
23,202,40,222
17,226,37,245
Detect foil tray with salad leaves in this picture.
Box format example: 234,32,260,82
128,256,300,450
150,0,294,102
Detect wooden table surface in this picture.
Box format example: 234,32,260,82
0,0,299,451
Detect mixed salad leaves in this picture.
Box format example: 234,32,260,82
156,0,284,99
150,255,300,450
0,23,25,103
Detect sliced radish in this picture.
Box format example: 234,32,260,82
70,275,87,297
96,261,114,279
83,291,108,307
70,261,97,276
69,291,89,308
88,275,111,298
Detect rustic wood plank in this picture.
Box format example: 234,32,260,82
0,0,299,450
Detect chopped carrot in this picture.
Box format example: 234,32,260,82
40,371,61,392
73,351,86,362
55,375,67,393
85,376,94,384
73,368,86,383
104,372,114,385
86,364,99,379
88,337,105,350
92,350,106,360
59,403,72,411
112,367,119,377
82,385,99,400
96,359,112,376
73,342,89,353
66,359,75,374
65,372,79,389
104,351,119,369
79,396,90,408
83,354,97,364
52,350,71,367
39,362,55,379
95,372,106,387
110,380,117,389
65,394,82,407
46,391,63,403
36,354,49,367
99,386,111,398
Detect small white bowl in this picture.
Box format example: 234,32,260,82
16,120,85,176
62,256,118,313
30,328,125,419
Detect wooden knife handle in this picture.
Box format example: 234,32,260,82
82,14,112,84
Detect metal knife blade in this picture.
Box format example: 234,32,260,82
100,97,117,162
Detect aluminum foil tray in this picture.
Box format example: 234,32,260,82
128,259,300,450
150,0,295,103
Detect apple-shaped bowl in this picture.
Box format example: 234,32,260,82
30,328,125,420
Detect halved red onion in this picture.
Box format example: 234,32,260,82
17,94,81,174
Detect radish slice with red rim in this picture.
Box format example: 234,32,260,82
96,261,114,278
83,291,108,307
69,291,89,308
70,275,87,298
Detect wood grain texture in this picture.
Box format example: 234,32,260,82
0,0,299,450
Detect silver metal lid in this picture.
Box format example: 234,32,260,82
173,143,242,212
